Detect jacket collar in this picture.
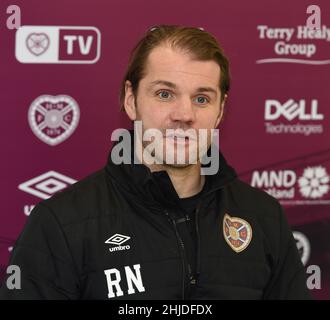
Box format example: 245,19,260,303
105,129,237,209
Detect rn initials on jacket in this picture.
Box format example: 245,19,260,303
104,263,145,298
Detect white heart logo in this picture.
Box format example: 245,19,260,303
26,33,50,56
28,95,80,146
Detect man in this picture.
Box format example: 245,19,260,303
0,25,310,299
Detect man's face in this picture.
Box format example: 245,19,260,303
124,45,225,167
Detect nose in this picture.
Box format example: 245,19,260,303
169,97,196,124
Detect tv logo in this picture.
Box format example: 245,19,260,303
16,25,101,64
265,99,323,121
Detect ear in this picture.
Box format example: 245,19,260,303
215,94,227,128
124,80,137,121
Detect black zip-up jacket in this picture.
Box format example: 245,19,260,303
0,140,311,300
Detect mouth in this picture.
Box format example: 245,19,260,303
164,135,196,143
164,131,197,140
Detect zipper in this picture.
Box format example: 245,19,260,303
164,210,192,300
195,202,201,281
161,186,230,299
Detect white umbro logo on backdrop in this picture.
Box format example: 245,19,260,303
18,171,77,199
105,234,131,252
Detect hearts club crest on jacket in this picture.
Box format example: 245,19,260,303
223,213,252,253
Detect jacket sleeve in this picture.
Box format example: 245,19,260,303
0,203,80,299
263,203,312,300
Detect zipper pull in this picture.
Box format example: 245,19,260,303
188,264,196,285
164,210,172,223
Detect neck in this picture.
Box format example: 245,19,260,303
147,162,205,198
134,136,205,198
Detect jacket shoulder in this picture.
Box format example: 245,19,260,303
35,168,112,226
227,178,282,221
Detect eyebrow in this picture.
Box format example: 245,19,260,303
148,80,218,97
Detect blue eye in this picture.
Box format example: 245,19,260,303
195,96,209,104
157,90,171,99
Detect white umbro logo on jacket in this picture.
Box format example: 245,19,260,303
105,233,131,252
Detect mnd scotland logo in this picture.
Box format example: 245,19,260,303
251,165,330,205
